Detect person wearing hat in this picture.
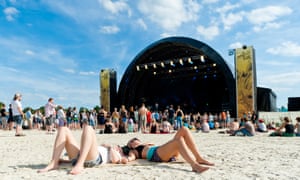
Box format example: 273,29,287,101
11,93,25,136
257,119,268,133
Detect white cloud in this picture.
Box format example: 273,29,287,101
266,41,300,57
138,0,200,31
202,0,219,4
63,69,75,74
98,0,131,16
196,25,219,40
136,18,147,30
25,50,35,56
229,42,243,49
216,2,240,14
262,72,300,86
3,7,19,21
99,25,120,34
221,12,244,30
246,6,292,31
79,71,97,76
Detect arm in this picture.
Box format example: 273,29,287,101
121,151,136,164
110,148,122,164
277,122,286,132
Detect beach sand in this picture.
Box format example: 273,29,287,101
0,129,299,180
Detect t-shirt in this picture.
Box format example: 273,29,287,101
11,100,22,116
258,122,267,131
98,146,109,164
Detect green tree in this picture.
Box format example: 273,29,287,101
0,101,5,109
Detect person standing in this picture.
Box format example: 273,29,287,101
175,105,184,129
45,98,57,134
1,104,8,130
138,103,147,133
11,93,25,136
7,104,14,130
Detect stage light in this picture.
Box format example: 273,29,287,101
213,63,216,67
153,63,157,69
153,71,157,75
170,60,175,67
179,58,183,65
168,69,172,73
145,64,148,69
136,65,140,71
200,55,205,62
188,57,193,64
161,62,165,68
193,66,197,69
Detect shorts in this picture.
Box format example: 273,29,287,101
97,117,105,125
46,116,55,126
13,115,23,125
71,153,103,168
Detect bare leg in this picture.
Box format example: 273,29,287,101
157,137,209,173
38,127,80,173
173,127,214,166
70,125,99,175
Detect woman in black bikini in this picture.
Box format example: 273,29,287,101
124,126,214,173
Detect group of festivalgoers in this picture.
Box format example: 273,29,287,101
1,93,300,137
1,93,300,175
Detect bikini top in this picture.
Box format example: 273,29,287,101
134,145,145,158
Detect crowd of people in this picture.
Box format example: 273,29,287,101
1,93,300,175
1,93,300,137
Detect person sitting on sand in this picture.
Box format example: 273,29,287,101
270,117,295,137
160,116,171,133
231,119,255,136
295,117,300,137
38,121,127,175
257,119,268,133
123,126,214,173
226,118,239,134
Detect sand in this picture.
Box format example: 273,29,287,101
0,129,299,180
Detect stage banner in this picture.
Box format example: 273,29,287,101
100,69,110,111
235,46,257,118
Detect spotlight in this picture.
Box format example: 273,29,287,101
213,63,216,67
153,63,157,69
193,66,197,69
168,69,172,73
161,62,165,68
179,58,183,65
153,71,157,75
188,57,193,64
136,65,140,71
200,55,205,63
144,64,148,69
170,60,175,67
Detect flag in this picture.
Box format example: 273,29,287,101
228,49,235,56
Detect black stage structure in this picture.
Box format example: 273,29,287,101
118,37,236,116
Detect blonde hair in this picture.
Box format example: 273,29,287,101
13,93,21,100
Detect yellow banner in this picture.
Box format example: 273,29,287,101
235,46,256,118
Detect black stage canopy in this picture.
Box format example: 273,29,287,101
118,37,236,115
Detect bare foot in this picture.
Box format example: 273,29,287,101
69,165,84,175
37,161,59,173
197,159,215,166
192,163,209,173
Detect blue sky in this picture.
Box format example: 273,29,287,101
1,0,299,110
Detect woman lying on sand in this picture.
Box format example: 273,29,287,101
38,122,127,175
124,126,214,173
